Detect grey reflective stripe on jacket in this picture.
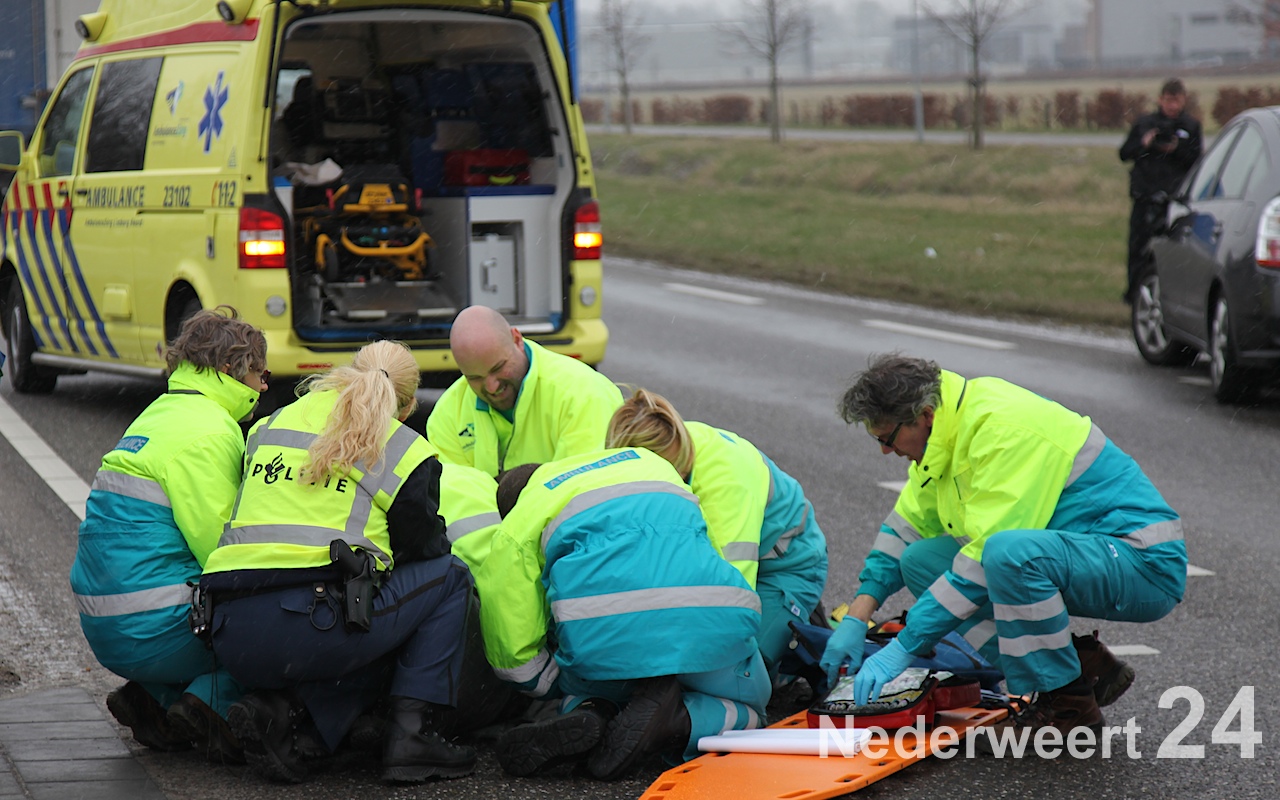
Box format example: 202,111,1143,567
550,584,762,622
722,541,760,563
870,531,906,560
883,510,922,543
1119,518,1183,549
91,470,170,508
926,574,981,620
75,583,190,617
761,503,808,561
221,416,424,569
447,512,502,542
540,481,698,551
494,646,560,697
1066,424,1106,488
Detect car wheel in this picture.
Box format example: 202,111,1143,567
1208,294,1256,404
1130,268,1195,366
4,280,57,394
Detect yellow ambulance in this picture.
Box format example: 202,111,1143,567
0,0,605,395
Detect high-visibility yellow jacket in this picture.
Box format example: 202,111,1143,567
426,341,623,477
858,370,1185,655
440,463,501,572
476,448,760,697
205,389,448,578
686,422,769,586
70,362,259,665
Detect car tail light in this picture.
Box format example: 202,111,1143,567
239,207,286,269
1256,197,1280,269
573,200,602,260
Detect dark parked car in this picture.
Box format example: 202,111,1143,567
1132,106,1280,403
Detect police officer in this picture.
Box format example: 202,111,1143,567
606,389,829,683
479,449,769,780
820,354,1187,743
426,305,623,476
1119,78,1203,304
70,307,266,763
202,340,475,785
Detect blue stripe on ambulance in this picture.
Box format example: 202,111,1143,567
56,204,116,357
11,209,62,350
39,196,97,356
21,202,75,352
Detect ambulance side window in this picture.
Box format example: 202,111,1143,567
86,58,163,173
38,67,94,177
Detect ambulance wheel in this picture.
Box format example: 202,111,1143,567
4,280,57,394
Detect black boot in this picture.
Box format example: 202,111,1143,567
381,696,477,784
166,693,245,764
588,676,690,781
105,681,192,753
496,698,617,777
226,690,324,784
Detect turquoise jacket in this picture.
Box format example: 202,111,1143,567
70,364,260,665
857,370,1187,655
476,448,761,697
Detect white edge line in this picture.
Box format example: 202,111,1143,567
1106,644,1160,656
663,282,765,306
0,394,89,521
864,318,1017,351
877,480,908,492
1186,564,1214,577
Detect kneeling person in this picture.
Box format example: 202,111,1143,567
479,449,770,779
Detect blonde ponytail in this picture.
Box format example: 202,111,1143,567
299,340,420,484
606,387,694,478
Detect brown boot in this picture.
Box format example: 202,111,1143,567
1073,630,1135,707
977,681,1103,756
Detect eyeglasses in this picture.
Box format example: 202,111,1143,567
259,369,271,384
870,421,905,449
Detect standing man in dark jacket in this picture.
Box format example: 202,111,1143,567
1119,78,1203,304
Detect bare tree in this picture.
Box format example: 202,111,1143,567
722,0,808,143
923,0,1025,150
600,0,650,134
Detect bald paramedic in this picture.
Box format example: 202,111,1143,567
427,306,624,477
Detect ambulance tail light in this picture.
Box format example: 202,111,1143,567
239,207,286,269
573,201,602,260
1256,196,1280,269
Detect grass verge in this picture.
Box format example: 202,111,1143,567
590,134,1133,329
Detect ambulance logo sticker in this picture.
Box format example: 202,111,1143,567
198,72,228,153
165,81,184,115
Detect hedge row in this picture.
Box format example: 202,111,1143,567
581,84,1280,130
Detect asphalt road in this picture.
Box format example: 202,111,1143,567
1,255,1278,799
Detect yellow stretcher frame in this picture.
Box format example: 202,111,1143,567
639,705,1009,800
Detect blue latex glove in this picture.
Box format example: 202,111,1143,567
853,637,915,706
819,617,867,687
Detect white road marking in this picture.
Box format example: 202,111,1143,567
663,282,765,306
1178,376,1212,387
1186,564,1214,576
1106,644,1160,656
877,480,907,492
0,394,88,521
863,319,1017,350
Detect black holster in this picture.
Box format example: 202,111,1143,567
329,539,381,633
188,581,212,644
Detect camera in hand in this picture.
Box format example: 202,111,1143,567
1152,119,1179,147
